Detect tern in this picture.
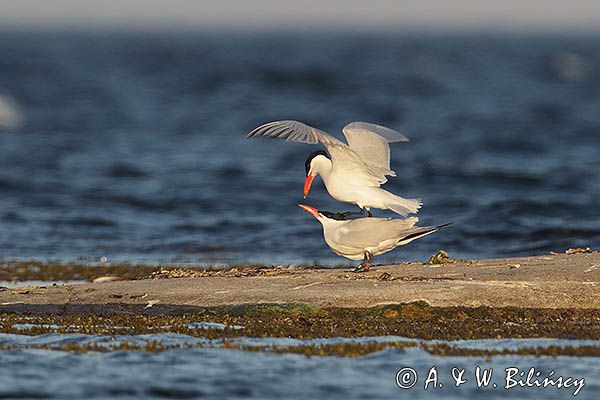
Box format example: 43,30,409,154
298,204,450,272
247,120,422,216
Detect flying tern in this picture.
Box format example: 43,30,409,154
247,120,422,216
298,204,450,272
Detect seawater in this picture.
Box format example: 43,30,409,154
0,32,599,265
0,334,598,399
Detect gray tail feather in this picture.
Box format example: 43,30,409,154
399,223,452,244
385,195,422,216
437,223,453,229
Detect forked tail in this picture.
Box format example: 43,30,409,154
398,222,452,245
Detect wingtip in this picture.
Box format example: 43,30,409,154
246,126,260,139
437,223,453,229
246,121,276,139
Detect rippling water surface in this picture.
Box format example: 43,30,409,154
0,32,599,264
0,333,598,399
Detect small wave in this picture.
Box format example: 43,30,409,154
1,211,26,222
60,217,118,228
258,67,340,92
106,163,148,178
530,227,600,240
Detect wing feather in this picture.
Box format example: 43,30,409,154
334,217,419,248
342,122,409,180
247,120,343,146
248,120,393,186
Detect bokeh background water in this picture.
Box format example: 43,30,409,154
1,32,599,265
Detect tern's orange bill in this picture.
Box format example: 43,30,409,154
303,174,315,198
298,204,320,218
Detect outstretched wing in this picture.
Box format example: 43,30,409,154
342,122,409,180
247,120,384,186
247,120,344,147
334,217,419,249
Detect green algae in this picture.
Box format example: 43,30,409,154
3,302,600,341
422,343,600,357
224,302,323,317
0,260,161,282
0,339,190,353
0,261,338,282
223,340,417,357
426,250,472,265
3,301,600,356
2,336,599,358
0,260,296,282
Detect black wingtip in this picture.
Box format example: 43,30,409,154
437,223,453,229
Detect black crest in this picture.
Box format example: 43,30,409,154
304,150,329,175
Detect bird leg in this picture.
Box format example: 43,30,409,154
352,252,374,273
339,206,371,219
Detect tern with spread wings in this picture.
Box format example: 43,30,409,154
247,120,421,216
298,204,450,272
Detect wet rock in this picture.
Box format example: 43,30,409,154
427,250,452,264
566,247,595,254
93,276,127,283
377,272,395,281
11,285,46,295
426,250,470,265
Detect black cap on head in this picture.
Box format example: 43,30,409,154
304,150,329,175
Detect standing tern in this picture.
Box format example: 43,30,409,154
247,120,422,216
298,204,450,272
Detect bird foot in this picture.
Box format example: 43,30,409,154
339,209,370,218
319,211,351,221
352,263,371,273
321,208,371,220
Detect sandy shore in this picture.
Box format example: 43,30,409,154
2,252,599,311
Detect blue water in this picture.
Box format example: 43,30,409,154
2,31,600,399
1,32,599,265
0,333,598,399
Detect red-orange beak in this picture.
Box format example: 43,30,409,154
303,174,315,198
298,204,320,218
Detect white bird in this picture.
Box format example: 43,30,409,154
298,204,450,272
247,120,421,216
